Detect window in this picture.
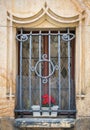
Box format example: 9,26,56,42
15,29,76,118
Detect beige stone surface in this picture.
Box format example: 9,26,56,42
0,0,90,118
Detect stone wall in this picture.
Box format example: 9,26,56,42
0,0,90,129
0,98,14,117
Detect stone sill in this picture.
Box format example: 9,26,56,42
14,118,75,128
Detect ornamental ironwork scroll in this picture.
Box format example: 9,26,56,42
16,30,75,84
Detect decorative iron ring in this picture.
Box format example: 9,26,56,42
16,34,28,42
35,59,55,79
42,78,48,84
62,33,75,42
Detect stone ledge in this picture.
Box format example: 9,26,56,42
14,118,75,128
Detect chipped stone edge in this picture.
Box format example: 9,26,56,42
14,118,76,128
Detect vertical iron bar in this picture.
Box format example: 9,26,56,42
67,29,71,110
20,29,23,109
58,31,61,109
16,76,19,108
48,30,51,108
39,31,42,109
29,31,32,108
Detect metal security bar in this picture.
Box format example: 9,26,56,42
39,31,42,109
15,29,76,117
58,31,61,109
29,31,32,109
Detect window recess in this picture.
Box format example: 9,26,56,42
15,29,76,118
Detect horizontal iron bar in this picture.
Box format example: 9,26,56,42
20,33,71,36
22,57,72,59
15,109,76,113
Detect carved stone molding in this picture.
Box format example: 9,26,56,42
7,1,85,27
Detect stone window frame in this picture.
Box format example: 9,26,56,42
6,2,86,118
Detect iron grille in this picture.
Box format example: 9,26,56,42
15,29,76,117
